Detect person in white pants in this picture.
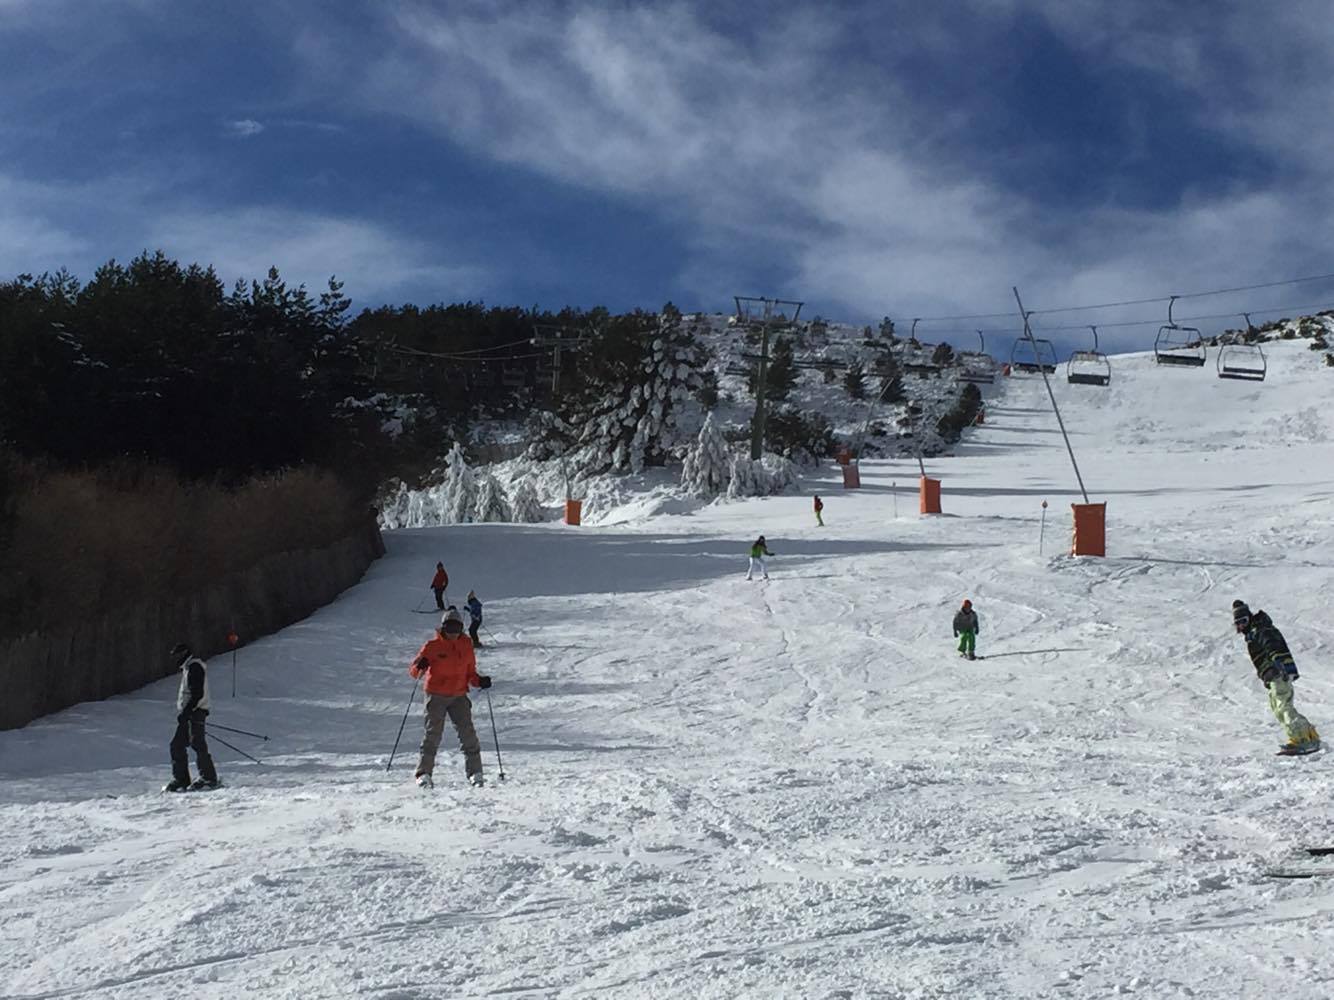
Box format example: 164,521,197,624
746,535,773,580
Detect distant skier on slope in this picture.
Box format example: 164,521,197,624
813,495,824,527
1233,600,1320,754
466,590,484,649
953,599,980,661
165,643,220,792
746,536,773,580
430,562,449,610
409,608,492,787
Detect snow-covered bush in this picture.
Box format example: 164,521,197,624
472,472,511,523
727,455,768,499
681,412,731,498
510,477,545,522
760,453,799,493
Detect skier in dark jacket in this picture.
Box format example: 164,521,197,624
465,590,484,649
953,599,979,660
1233,600,1319,753
166,643,220,791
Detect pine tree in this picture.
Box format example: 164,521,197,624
442,442,477,523
681,411,731,498
510,477,545,522
472,472,512,522
875,349,905,404
844,361,867,400
763,336,797,402
566,303,704,474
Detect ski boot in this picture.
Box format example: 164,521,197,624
415,773,434,789
469,773,485,788
163,778,191,793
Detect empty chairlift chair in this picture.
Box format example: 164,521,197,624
957,331,997,384
1010,335,1058,374
1153,295,1207,367
1067,326,1112,386
1217,317,1266,381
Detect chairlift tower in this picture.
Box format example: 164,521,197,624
531,324,592,396
734,295,803,460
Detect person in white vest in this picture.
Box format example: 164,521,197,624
165,642,220,792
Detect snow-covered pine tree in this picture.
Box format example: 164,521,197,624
510,477,545,523
680,411,731,498
472,472,512,522
566,303,704,475
442,442,477,523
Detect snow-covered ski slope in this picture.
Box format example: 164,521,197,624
4,343,1334,999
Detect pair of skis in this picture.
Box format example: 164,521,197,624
1267,846,1334,879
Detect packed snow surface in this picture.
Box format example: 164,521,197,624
4,343,1334,998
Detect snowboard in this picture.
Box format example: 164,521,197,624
1277,743,1321,757
1264,869,1334,879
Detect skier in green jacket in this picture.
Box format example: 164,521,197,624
746,536,773,580
953,599,979,660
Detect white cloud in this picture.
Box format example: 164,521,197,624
307,2,1334,349
224,118,265,138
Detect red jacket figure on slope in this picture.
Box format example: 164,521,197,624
429,562,449,610
408,608,490,788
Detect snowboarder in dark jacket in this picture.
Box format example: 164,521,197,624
1233,600,1319,753
166,643,220,791
465,590,483,649
953,600,979,660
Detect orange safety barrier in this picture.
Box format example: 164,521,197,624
919,476,942,514
564,499,582,526
1071,502,1105,556
842,464,861,489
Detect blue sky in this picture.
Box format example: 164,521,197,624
4,0,1334,352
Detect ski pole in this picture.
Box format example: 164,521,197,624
387,676,421,772
211,732,263,765
483,624,499,644
413,595,426,613
206,722,270,741
1039,500,1048,555
484,689,506,781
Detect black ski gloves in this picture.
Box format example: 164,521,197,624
478,675,492,689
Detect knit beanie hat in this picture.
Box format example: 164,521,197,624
440,608,465,633
1232,600,1252,628
962,599,972,610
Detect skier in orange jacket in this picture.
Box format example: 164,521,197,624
408,608,490,787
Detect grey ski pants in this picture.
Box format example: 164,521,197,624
416,694,482,779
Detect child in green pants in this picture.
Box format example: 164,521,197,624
953,599,979,660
